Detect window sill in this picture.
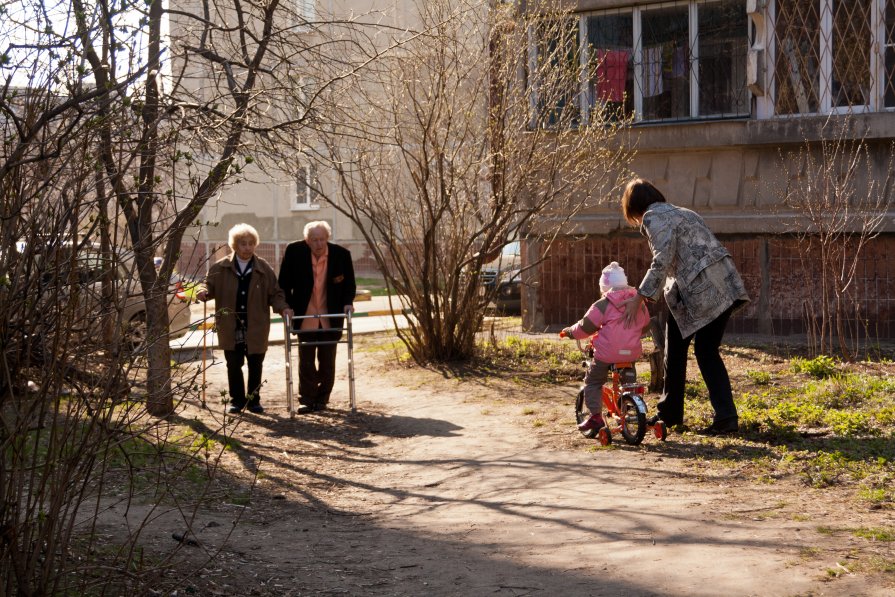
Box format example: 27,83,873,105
291,204,321,212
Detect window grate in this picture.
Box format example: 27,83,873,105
768,0,893,115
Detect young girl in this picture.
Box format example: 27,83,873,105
560,262,650,432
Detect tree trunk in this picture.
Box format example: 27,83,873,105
144,286,174,417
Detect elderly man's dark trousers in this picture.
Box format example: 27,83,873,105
297,330,341,407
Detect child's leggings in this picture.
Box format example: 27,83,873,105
583,360,637,413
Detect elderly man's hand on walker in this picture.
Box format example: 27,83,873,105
622,293,645,328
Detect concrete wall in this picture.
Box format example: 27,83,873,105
559,113,895,236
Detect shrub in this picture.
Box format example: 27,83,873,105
746,370,772,385
791,355,838,379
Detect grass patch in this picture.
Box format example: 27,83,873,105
684,380,707,399
476,335,581,384
857,486,890,504
746,370,771,385
798,546,822,559
471,333,895,516
228,494,252,506
356,277,390,296
866,556,895,573
853,527,895,542
737,373,895,440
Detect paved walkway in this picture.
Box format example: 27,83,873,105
170,294,410,353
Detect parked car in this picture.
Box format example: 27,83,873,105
481,241,521,315
21,242,192,346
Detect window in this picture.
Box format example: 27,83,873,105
530,17,581,128
767,0,892,115
886,1,895,107
293,0,315,30
541,0,750,125
292,164,319,211
698,0,750,117
640,5,692,120
289,75,316,120
584,12,634,119
832,0,871,108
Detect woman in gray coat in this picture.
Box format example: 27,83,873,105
621,179,749,435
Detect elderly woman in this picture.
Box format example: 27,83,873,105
621,179,749,436
198,224,292,414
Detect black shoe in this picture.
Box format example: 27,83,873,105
698,417,739,436
298,403,327,414
228,404,244,414
247,403,264,414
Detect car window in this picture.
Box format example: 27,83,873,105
76,252,112,283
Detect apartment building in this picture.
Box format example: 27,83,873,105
527,0,895,339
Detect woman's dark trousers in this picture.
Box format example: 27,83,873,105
656,306,736,426
225,344,265,409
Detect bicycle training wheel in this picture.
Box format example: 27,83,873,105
574,388,599,439
619,395,647,445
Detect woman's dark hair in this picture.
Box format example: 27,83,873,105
621,178,666,225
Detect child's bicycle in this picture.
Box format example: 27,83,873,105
572,338,667,446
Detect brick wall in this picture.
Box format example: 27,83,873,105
532,234,895,340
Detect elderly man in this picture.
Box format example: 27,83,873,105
278,221,356,414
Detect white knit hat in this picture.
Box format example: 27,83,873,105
599,261,628,294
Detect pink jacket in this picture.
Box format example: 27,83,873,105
566,287,650,364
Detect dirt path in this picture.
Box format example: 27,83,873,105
168,339,892,596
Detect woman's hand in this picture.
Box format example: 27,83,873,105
622,294,644,328
196,289,208,302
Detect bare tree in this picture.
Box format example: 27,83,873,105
57,0,385,415
0,81,236,593
781,119,895,361
0,0,384,592
312,0,634,363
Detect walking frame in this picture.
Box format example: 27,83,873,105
201,300,207,409
284,311,356,418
